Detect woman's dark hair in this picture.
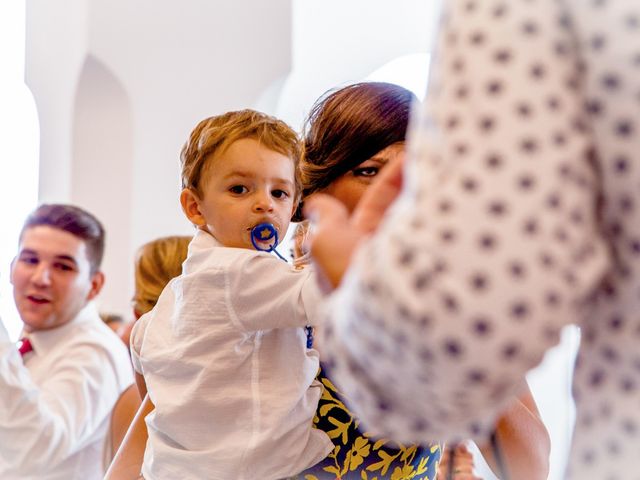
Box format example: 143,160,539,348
295,82,416,220
20,204,105,274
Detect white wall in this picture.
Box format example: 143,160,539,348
25,0,293,317
0,0,40,339
24,0,437,319
276,0,439,128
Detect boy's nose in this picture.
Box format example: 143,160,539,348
253,192,274,212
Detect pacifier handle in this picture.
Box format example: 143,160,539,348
251,222,311,346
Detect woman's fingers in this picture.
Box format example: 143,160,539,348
437,444,481,480
351,152,405,234
303,155,405,288
304,194,360,289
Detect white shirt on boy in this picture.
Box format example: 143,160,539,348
131,229,333,480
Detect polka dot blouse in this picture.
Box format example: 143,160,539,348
320,0,640,478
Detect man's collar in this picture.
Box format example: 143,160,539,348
26,302,100,357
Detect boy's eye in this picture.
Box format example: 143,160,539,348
272,189,290,199
229,185,248,194
352,166,379,177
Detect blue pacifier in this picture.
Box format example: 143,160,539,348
250,223,287,262
250,222,313,348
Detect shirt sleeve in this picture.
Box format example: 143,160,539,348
130,312,150,375
0,329,126,474
320,0,610,442
226,254,323,332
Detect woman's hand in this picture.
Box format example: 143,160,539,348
437,444,482,480
304,155,405,288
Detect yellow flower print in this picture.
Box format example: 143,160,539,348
366,450,401,476
415,457,429,475
360,471,378,480
372,438,388,451
327,416,352,444
390,464,417,480
400,445,417,464
347,437,371,471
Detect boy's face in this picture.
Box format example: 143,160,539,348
185,137,297,250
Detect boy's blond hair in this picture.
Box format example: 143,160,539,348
180,109,302,203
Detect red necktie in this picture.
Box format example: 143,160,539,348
18,338,33,357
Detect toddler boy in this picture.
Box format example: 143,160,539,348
131,110,333,480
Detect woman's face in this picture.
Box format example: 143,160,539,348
322,142,405,213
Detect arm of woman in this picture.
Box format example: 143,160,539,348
134,371,148,399
308,0,608,444
104,394,154,480
479,383,550,480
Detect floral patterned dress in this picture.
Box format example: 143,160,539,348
293,366,441,480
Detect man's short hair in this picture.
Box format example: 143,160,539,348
20,204,105,273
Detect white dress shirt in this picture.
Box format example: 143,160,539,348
131,230,333,480
320,0,640,478
0,302,134,480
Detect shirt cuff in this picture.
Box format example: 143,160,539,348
0,318,11,343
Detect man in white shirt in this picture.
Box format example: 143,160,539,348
0,204,134,480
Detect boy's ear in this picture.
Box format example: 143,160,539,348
180,188,206,227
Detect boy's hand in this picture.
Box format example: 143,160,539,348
304,155,405,289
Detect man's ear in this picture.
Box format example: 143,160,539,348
87,271,105,301
180,188,206,227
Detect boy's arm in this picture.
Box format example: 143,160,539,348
226,254,323,332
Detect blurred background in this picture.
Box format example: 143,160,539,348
0,2,578,478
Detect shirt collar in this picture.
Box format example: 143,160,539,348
26,302,100,357
183,230,223,274
191,229,222,250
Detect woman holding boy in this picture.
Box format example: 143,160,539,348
295,82,549,480
109,86,547,480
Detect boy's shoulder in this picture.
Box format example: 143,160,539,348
184,231,281,273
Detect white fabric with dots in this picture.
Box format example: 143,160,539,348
321,0,640,478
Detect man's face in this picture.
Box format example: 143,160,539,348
10,226,103,332
187,137,297,250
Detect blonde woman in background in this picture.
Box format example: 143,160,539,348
106,235,191,480
120,235,192,346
